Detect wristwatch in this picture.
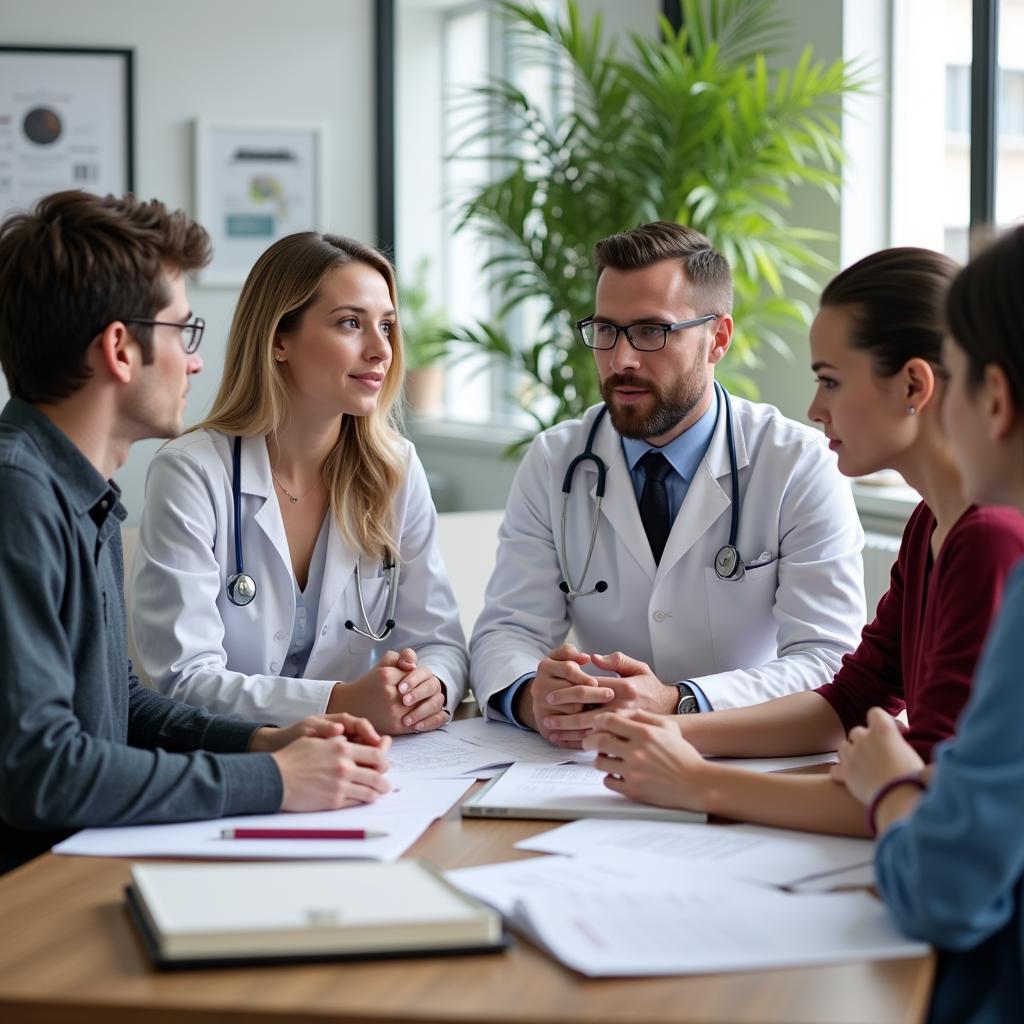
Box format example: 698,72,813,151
674,681,700,715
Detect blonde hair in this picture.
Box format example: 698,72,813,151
197,232,406,558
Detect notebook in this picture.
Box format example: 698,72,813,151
126,859,508,969
460,761,707,823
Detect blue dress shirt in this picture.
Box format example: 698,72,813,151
494,393,720,725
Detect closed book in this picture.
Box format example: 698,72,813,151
126,859,508,969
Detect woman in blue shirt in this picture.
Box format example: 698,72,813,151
833,225,1024,1023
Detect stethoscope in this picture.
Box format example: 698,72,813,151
557,381,745,601
225,436,400,641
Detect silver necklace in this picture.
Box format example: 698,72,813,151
270,468,322,504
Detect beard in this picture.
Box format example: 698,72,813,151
600,361,708,440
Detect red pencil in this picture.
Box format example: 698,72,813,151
219,828,388,840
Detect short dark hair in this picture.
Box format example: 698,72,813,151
819,247,959,377
593,221,732,314
946,226,1024,404
0,190,211,403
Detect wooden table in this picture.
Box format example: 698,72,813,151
0,793,934,1024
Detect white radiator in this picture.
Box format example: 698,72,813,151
863,530,902,618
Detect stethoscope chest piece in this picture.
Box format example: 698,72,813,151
226,571,257,607
714,544,744,581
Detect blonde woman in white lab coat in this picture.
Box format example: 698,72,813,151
132,232,467,731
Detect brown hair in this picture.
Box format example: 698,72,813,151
820,247,958,377
593,221,732,313
946,226,1024,405
0,190,210,403
195,232,406,559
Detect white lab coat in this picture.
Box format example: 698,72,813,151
470,397,866,717
131,429,467,725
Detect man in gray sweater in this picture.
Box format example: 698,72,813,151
0,191,391,873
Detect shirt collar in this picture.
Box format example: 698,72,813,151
0,397,125,522
621,386,720,483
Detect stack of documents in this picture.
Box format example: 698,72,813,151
515,818,875,888
511,883,927,977
447,850,684,917
445,819,920,978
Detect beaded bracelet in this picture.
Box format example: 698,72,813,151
866,772,927,838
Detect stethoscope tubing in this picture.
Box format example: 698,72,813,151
558,382,743,600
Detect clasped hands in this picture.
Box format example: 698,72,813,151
250,712,392,812
327,647,449,734
246,647,448,814
520,643,719,811
519,643,678,747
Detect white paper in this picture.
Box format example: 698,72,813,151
445,851,674,917
516,818,873,887
386,731,495,779
514,884,928,977
387,719,834,781
53,778,472,861
468,762,705,822
387,718,587,780
441,717,581,763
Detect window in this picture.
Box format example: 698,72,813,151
996,1,1024,230
892,0,1024,263
891,0,972,261
394,0,562,426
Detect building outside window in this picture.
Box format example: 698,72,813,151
892,0,1024,263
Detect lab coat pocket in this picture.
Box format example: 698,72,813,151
346,574,389,655
704,561,779,671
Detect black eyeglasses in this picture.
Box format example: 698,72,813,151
577,314,718,352
123,316,205,354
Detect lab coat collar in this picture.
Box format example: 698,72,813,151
659,387,750,574
316,520,358,641
237,434,274,498
582,388,751,580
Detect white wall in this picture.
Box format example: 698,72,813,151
0,0,874,516
0,0,376,522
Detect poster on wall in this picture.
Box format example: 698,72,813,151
195,121,325,286
0,46,133,221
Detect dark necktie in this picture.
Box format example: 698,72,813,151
638,451,672,565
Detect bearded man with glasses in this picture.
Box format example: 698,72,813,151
470,220,866,748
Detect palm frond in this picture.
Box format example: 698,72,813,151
445,0,861,448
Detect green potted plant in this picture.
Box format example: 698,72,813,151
399,256,452,419
448,0,864,449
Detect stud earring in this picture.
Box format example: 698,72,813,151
907,406,917,416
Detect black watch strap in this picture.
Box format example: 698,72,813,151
675,681,700,714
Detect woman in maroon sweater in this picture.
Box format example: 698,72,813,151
582,247,1024,836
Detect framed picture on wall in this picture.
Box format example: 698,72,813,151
0,46,134,221
194,120,326,286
